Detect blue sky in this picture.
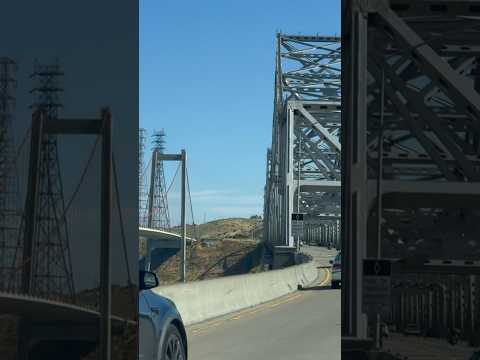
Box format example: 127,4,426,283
140,1,340,223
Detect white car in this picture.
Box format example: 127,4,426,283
330,252,341,289
139,270,188,360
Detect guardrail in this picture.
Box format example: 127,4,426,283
152,260,319,326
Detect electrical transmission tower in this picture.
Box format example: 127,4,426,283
139,128,148,227
24,59,75,300
147,129,170,229
0,57,19,291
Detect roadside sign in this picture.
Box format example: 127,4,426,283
291,213,304,221
362,259,391,313
291,213,304,237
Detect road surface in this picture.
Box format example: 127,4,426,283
301,245,338,267
384,332,478,360
187,246,340,360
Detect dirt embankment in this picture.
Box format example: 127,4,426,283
150,218,265,284
195,217,263,240
156,239,258,284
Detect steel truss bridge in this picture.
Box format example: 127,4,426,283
263,34,341,252
341,0,480,355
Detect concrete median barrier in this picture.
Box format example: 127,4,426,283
152,260,319,326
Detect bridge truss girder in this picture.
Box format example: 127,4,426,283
391,272,479,338
342,0,480,342
264,34,341,250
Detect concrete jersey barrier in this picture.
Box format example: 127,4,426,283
152,260,319,326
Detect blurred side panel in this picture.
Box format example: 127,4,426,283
0,1,138,359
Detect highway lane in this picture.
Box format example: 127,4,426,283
384,332,477,360
301,245,339,267
187,247,340,360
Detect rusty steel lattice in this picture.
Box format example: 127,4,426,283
0,57,19,291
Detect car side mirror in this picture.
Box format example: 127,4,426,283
329,260,333,264
140,270,159,290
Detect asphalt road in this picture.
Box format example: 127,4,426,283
301,245,339,267
187,246,340,360
384,332,478,360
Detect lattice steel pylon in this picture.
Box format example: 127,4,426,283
20,59,75,300
263,34,341,249
146,129,171,230
0,57,19,291
139,128,148,227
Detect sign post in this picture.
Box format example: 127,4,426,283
362,259,391,314
291,213,304,251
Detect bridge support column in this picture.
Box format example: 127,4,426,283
341,0,369,344
272,246,296,269
285,106,296,249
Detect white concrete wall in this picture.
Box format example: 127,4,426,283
152,261,319,326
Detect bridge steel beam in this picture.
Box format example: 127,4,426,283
264,34,341,257
341,0,369,341
342,0,480,353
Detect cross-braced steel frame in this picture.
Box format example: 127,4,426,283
139,128,148,227
146,130,171,230
0,57,19,291
342,0,480,348
263,34,341,250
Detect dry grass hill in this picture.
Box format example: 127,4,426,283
197,217,262,240
141,217,264,285
174,217,263,241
